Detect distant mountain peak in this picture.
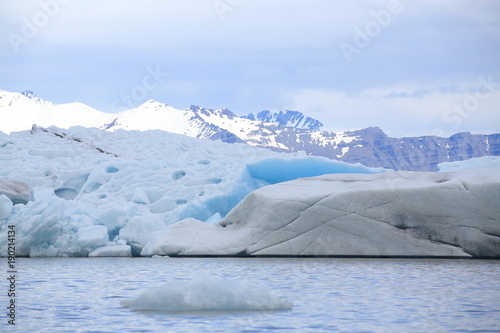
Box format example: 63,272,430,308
20,90,51,105
138,99,168,108
242,110,323,131
21,90,36,98
189,105,237,120
189,105,202,111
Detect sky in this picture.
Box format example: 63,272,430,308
1,0,499,137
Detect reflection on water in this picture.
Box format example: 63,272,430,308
12,258,500,332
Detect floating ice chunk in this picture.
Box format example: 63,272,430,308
0,180,34,204
89,245,132,257
121,277,293,312
77,225,109,248
0,195,13,220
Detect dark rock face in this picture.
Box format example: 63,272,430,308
332,130,499,171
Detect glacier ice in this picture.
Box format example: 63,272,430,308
89,244,132,257
0,195,13,220
142,170,500,258
77,225,109,248
121,277,293,312
246,157,378,184
0,126,378,257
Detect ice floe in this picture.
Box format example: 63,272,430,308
121,277,293,312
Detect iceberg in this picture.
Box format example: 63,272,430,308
142,170,500,258
121,277,293,312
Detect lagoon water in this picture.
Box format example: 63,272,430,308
5,257,500,332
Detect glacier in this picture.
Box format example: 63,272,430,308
0,126,377,257
142,169,500,258
1,125,499,258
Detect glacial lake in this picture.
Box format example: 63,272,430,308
6,257,500,332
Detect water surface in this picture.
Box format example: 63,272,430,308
5,257,500,332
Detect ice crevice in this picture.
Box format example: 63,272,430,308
38,126,119,157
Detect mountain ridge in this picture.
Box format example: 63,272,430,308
242,110,323,131
1,89,498,171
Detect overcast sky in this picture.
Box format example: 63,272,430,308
1,0,499,137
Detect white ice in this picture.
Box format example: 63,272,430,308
121,277,293,312
142,170,500,258
0,126,378,257
0,195,13,220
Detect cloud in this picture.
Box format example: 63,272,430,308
0,0,499,136
286,78,500,137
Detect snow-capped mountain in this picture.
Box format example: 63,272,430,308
20,90,53,105
1,89,499,171
0,89,115,133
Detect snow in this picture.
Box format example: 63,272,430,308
142,170,500,258
0,90,365,155
121,277,293,312
336,146,350,158
0,126,379,257
0,90,115,134
105,100,196,136
309,130,358,147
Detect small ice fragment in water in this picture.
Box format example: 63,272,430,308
121,277,293,312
